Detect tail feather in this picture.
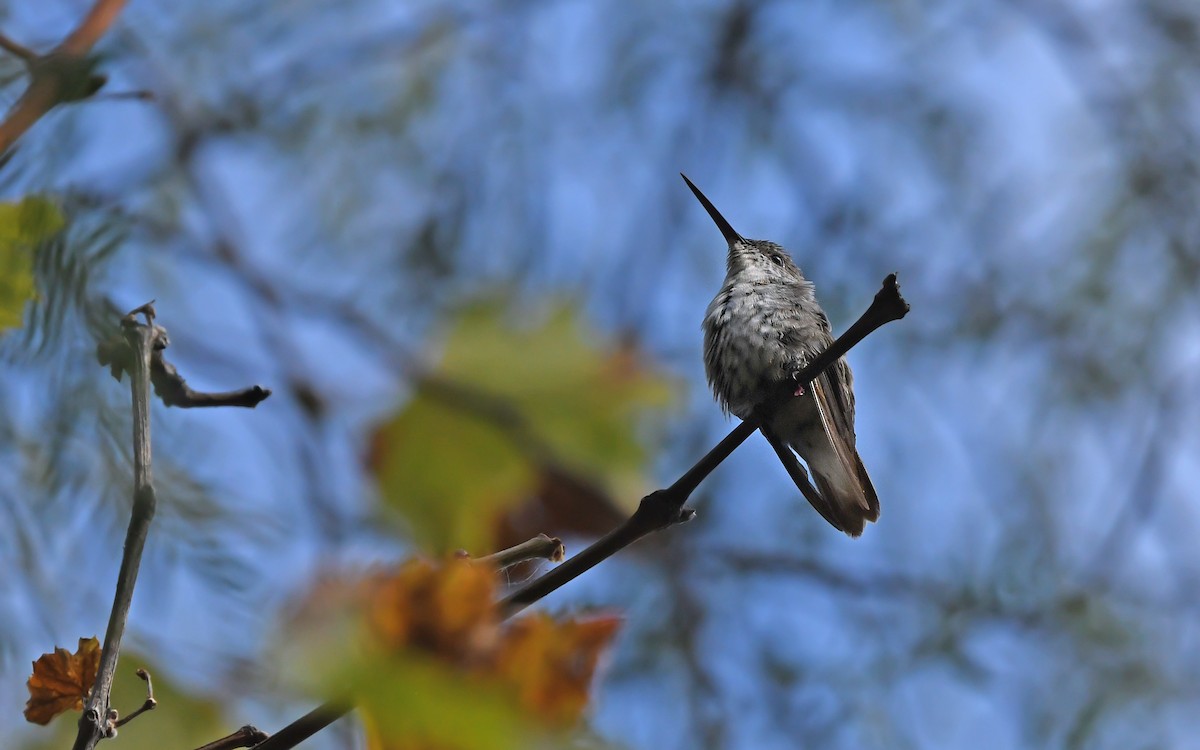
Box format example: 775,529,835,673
762,429,847,533
770,388,880,537
812,461,874,537
855,452,880,522
803,375,880,537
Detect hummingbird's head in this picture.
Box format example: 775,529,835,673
681,173,805,283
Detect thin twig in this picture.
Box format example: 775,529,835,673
73,306,159,750
476,534,565,569
91,89,155,101
112,668,156,728
0,32,36,61
193,725,270,750
96,307,272,409
149,354,272,408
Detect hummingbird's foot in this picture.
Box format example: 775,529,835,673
789,372,805,397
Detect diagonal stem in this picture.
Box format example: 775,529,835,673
250,273,908,750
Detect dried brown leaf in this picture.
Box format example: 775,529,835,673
24,636,101,725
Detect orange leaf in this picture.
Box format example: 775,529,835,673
367,558,500,663
24,637,102,725
494,614,621,725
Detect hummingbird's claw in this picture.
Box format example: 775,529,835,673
789,371,806,396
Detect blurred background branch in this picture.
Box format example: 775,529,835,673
0,0,129,153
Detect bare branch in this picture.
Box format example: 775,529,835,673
58,0,129,56
95,304,272,409
73,307,158,750
194,725,270,750
91,89,156,101
0,32,36,61
248,703,351,750
476,534,565,569
0,82,60,155
498,489,698,619
149,356,272,408
113,668,156,728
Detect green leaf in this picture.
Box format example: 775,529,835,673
357,654,536,750
441,302,673,479
372,297,674,553
0,196,66,333
373,391,535,554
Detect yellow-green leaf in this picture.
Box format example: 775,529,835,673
0,196,65,332
371,298,673,553
373,394,534,553
358,654,534,750
440,302,672,480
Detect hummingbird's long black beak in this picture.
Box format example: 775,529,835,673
681,173,743,245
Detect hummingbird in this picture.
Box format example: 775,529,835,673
683,174,879,536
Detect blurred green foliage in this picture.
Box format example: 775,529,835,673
373,298,672,553
0,196,64,332
357,655,536,750
280,557,621,749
